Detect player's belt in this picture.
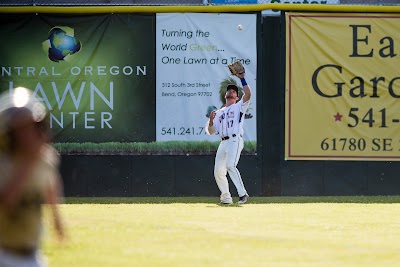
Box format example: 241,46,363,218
221,134,241,141
0,245,36,257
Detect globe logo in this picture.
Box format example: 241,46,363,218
42,26,81,62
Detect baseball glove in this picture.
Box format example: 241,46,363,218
228,60,245,76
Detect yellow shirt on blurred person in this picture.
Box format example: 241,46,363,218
0,88,64,267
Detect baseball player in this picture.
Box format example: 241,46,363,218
0,87,65,267
206,68,251,205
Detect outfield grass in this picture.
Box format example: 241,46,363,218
43,196,400,267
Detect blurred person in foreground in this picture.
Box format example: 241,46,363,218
0,87,64,267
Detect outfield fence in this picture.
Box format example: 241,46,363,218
1,3,400,197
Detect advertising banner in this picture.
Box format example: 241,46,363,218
0,14,156,143
156,13,257,142
260,0,340,16
286,13,400,161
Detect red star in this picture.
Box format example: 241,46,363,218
334,112,343,121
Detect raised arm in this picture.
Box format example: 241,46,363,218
237,72,251,103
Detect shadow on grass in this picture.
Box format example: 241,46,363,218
65,196,400,204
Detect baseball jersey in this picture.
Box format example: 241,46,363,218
0,145,60,249
207,97,250,138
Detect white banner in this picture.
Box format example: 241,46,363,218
156,13,257,142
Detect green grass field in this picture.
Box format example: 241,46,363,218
43,196,400,267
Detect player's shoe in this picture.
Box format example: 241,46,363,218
219,199,233,205
238,194,249,204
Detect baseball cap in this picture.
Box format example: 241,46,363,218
226,84,239,95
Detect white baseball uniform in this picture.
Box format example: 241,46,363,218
206,97,250,203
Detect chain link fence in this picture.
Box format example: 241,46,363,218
0,0,399,6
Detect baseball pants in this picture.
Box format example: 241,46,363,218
214,135,247,202
0,248,46,267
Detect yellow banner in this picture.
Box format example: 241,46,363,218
286,13,400,161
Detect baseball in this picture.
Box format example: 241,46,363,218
237,24,243,31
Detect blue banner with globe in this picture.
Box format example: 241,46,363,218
42,26,82,63
0,14,156,143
